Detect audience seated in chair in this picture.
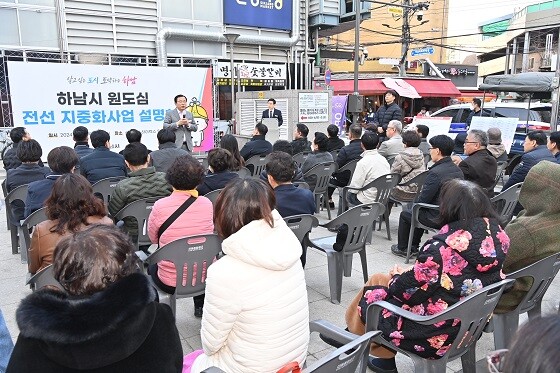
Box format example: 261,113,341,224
547,130,560,164
346,132,390,207
378,120,404,165
3,127,33,171
344,180,508,373
197,148,239,195
301,132,334,191
487,127,508,162
326,124,345,152
118,129,151,155
183,178,309,373
108,143,172,241
239,122,273,161
291,123,312,155
28,173,113,274
259,140,305,182
79,130,127,184
388,131,425,202
72,125,94,158
147,155,214,318
415,124,430,157
149,128,189,173
219,134,245,171
7,225,183,373
495,160,560,313
391,135,464,258
25,146,78,218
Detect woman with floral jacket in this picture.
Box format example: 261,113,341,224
345,179,508,373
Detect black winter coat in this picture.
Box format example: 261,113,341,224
291,137,312,155
79,147,127,184
375,102,403,136
7,273,183,373
239,135,272,161
458,149,498,192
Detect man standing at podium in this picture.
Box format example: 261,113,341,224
262,98,283,127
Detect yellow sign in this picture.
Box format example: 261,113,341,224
258,91,265,99
388,6,403,15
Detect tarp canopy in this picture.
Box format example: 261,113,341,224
479,72,556,92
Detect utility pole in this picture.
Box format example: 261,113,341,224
400,0,411,77
352,0,361,126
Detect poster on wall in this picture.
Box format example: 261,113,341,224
470,116,518,153
299,92,329,123
223,0,293,30
411,116,453,139
7,61,214,155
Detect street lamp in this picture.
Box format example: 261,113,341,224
224,33,240,127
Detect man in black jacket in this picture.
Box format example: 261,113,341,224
73,126,94,158
3,127,31,170
239,122,273,161
392,135,464,257
375,90,402,140
291,123,312,155
79,130,127,184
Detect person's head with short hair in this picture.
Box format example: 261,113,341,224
361,131,379,150
72,126,88,142
312,132,329,152
501,315,560,373
438,179,498,227
402,130,421,148
90,130,110,149
327,124,340,138
125,129,142,144
349,124,362,141
272,140,294,156
265,151,295,187
254,122,268,137
166,155,205,190
214,178,275,239
384,89,398,105
157,128,176,145
267,98,276,111
472,98,482,110
53,224,139,296
17,139,42,163
174,94,188,111
416,124,429,139
207,148,232,173
524,130,548,153
123,142,149,170
47,146,79,174
487,127,502,145
429,134,455,162
386,120,402,138
547,131,560,155
45,173,107,235
10,127,29,144
294,123,309,140
464,129,488,156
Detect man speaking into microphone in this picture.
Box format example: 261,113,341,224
261,98,283,127
163,94,198,152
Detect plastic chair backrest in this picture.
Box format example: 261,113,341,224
490,182,522,225
293,151,311,166
336,158,359,181
194,155,209,171
393,171,428,202
304,162,336,194
113,196,163,247
145,234,222,298
26,264,64,292
246,154,270,177
284,214,319,244
292,181,310,190
92,176,126,205
329,149,340,162
490,160,508,189
21,207,48,255
204,189,223,204
365,173,402,205
6,184,29,226
236,166,251,178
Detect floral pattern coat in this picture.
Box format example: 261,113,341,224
359,217,508,359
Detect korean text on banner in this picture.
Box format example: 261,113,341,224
470,116,518,154
7,61,214,155
223,0,293,31
298,92,329,123
331,96,348,134
411,116,453,140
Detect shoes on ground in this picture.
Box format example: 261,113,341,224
328,201,335,209
390,244,418,258
367,357,398,373
194,306,203,318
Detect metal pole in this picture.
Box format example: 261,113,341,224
399,0,410,77
229,42,235,125
353,0,361,126
551,28,560,131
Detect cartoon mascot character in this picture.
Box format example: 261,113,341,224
186,97,209,148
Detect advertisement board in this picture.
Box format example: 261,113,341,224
223,0,293,30
299,92,329,123
7,62,214,154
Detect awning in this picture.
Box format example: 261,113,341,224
329,79,387,95
404,79,461,97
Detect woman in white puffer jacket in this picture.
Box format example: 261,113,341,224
188,178,310,373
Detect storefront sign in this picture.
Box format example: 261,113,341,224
214,62,286,87
433,64,478,87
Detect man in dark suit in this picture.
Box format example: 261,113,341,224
73,126,94,158
261,98,283,127
240,122,273,161
79,130,127,184
163,94,198,152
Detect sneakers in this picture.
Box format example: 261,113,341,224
328,200,335,209
390,244,418,258
194,306,203,318
367,357,398,373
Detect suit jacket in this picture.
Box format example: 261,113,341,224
163,109,198,151
262,108,283,127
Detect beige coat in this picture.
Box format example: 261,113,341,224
390,147,425,201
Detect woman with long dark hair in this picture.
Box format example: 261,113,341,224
219,134,245,171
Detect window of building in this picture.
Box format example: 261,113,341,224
0,1,57,48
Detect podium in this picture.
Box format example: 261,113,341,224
262,118,279,144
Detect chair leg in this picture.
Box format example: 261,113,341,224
326,252,344,304
359,248,368,282
343,255,352,277
527,301,542,320
492,313,519,349
10,227,18,255
460,346,477,373
324,192,331,219
169,295,177,319
18,227,28,263
405,221,416,264
315,195,320,214
384,212,391,241
337,190,343,216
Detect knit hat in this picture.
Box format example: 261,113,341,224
487,127,502,145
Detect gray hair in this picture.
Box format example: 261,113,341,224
349,124,362,140
388,120,402,134
487,127,502,144
468,129,488,147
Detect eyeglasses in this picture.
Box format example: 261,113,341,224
464,141,479,145
487,349,508,373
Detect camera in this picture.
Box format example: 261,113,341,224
417,11,423,21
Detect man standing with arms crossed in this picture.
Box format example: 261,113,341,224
163,94,198,152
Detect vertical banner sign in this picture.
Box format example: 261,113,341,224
7,62,214,154
223,0,293,30
331,95,348,134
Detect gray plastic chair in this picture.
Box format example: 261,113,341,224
6,184,29,257
20,207,48,264
492,252,560,349
341,173,401,241
92,176,126,206
142,234,222,317
365,279,514,373
308,203,385,304
193,155,209,171
203,189,223,205
26,264,64,292
386,170,429,217
245,154,269,177
405,202,439,264
292,151,312,167
236,166,251,178
284,214,319,267
329,149,341,164
304,162,337,219
488,160,508,193
490,182,522,226
292,181,310,190
113,196,165,249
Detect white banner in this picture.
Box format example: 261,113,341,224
411,116,453,140
470,116,518,154
7,61,215,155
298,92,329,123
